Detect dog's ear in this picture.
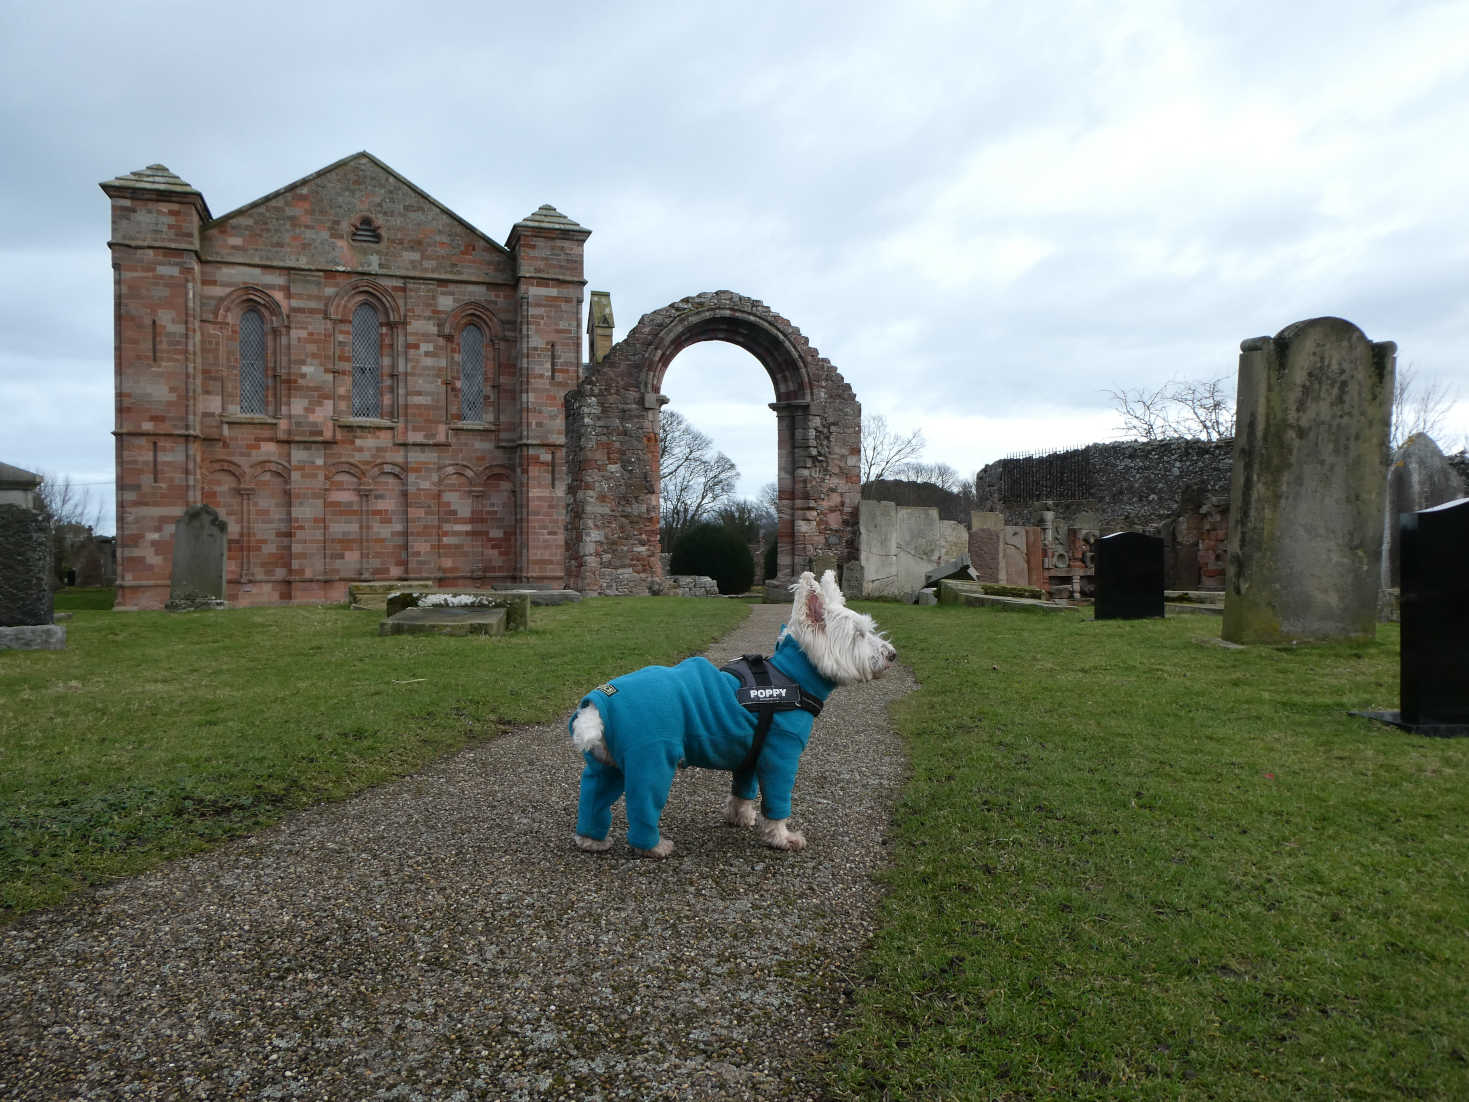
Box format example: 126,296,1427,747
819,569,846,608
805,587,826,627
792,571,825,629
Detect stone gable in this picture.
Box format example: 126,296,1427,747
203,153,514,283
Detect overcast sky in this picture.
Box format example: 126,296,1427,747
4,0,1467,535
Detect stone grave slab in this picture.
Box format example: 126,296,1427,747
378,606,508,637
1095,532,1165,620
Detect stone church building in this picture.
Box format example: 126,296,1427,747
103,153,861,608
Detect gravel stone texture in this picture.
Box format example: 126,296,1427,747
1,604,913,1100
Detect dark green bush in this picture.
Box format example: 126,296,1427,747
670,522,755,595
764,540,777,580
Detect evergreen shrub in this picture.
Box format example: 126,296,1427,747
670,522,755,595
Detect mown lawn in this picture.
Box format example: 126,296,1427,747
0,597,749,920
831,602,1467,1100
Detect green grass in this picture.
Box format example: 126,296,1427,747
831,603,1468,1100
0,597,748,920
53,586,115,611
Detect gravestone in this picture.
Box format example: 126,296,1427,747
0,462,64,650
1223,317,1395,644
167,504,228,610
1399,497,1469,731
968,511,1003,583
1094,531,1164,620
1381,434,1464,589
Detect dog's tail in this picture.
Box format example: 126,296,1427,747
570,701,612,764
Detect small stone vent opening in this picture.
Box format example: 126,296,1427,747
350,216,382,244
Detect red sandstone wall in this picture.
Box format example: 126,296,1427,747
107,155,581,608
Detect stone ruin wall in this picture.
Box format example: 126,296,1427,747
565,291,861,596
975,438,1235,592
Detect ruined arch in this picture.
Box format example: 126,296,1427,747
565,290,861,595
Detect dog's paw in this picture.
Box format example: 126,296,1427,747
759,817,807,851
724,795,758,828
574,833,613,853
633,837,675,859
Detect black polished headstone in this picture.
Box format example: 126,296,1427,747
1401,497,1469,730
1094,531,1164,620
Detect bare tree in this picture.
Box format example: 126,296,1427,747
861,413,926,483
1391,364,1459,450
1106,376,1235,442
897,460,963,492
1168,376,1235,442
714,498,777,543
659,409,738,545
36,472,105,586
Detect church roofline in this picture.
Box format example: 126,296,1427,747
202,151,512,257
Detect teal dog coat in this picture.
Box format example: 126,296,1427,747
571,632,835,851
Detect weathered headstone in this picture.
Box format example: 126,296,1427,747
1222,317,1394,644
167,504,228,610
1381,434,1464,589
1399,497,1469,731
1094,531,1164,620
968,511,1003,583
0,462,64,650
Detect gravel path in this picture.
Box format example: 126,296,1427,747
1,604,913,1100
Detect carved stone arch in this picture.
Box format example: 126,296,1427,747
478,464,517,581
327,460,368,483
212,288,287,418
439,301,505,343
206,458,248,484
248,458,291,483
437,462,478,487
215,286,286,327
367,461,408,483
439,301,504,425
324,277,403,323
325,278,404,422
565,290,862,595
637,302,814,406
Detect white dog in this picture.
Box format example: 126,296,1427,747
569,570,895,858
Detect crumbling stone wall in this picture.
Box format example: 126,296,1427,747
976,438,1235,590
565,291,861,595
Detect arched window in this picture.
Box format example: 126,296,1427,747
460,323,485,422
351,301,381,418
238,308,267,415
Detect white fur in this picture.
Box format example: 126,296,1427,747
782,570,897,685
573,569,894,857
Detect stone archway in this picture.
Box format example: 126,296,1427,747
565,291,862,595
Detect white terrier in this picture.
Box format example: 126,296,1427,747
569,570,896,858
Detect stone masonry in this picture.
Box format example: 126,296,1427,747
564,292,861,595
102,154,586,609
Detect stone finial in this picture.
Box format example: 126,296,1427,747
588,291,615,364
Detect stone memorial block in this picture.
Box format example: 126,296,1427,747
1025,527,1047,590
968,526,1001,583
1382,434,1464,589
1223,317,1394,644
0,462,64,650
1399,497,1469,730
1094,531,1165,620
168,504,228,610
1000,526,1028,586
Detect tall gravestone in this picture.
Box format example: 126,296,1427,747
1381,434,1464,589
167,504,228,610
0,462,65,650
1223,318,1394,644
1094,531,1164,620
1399,497,1469,731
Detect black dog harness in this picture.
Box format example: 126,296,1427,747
720,653,824,773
